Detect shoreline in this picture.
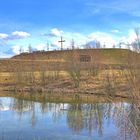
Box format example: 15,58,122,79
0,91,130,104
0,84,131,104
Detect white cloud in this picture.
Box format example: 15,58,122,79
0,31,30,41
12,31,30,39
118,29,140,49
88,32,117,47
11,45,21,54
34,43,57,51
51,28,63,37
127,30,138,42
0,33,9,39
120,30,138,44
42,28,64,37
35,43,47,50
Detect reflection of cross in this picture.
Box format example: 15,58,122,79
58,36,65,50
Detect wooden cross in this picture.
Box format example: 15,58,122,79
58,36,65,50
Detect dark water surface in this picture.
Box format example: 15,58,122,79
0,96,139,140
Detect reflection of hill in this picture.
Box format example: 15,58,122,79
0,98,11,111
0,105,9,111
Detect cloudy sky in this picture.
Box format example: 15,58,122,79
0,0,140,57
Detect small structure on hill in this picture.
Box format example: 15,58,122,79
80,54,91,62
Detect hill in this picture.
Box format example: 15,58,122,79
0,48,139,72
12,48,134,62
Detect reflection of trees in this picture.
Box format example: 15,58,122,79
12,98,31,115
9,97,140,139
67,103,140,139
126,106,139,139
67,104,104,135
11,99,66,126
108,103,140,140
67,104,84,133
40,101,49,114
52,103,65,122
11,98,37,126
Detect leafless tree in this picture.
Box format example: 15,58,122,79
66,46,81,88
125,29,140,99
28,44,33,53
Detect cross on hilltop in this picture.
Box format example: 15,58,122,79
58,36,65,50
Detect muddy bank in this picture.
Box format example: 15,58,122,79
0,90,130,104
0,81,131,102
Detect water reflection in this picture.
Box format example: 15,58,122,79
12,98,37,126
0,97,140,140
66,103,140,140
67,104,103,135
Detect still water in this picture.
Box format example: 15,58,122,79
0,96,139,140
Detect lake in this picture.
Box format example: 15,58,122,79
0,96,139,140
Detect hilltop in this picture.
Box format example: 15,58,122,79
12,48,134,62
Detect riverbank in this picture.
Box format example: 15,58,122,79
0,67,133,101
0,90,130,104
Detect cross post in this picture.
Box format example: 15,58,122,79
58,36,65,50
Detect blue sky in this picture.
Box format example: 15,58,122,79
0,0,140,57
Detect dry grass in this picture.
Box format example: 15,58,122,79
0,69,131,99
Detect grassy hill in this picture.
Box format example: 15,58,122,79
12,48,134,62
0,48,138,72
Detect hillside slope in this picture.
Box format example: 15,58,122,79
12,48,134,62
0,48,139,72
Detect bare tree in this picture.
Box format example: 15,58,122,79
71,39,75,50
67,46,81,88
96,40,101,48
125,29,140,98
19,46,23,54
28,44,33,53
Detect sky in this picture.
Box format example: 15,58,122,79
0,0,140,57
